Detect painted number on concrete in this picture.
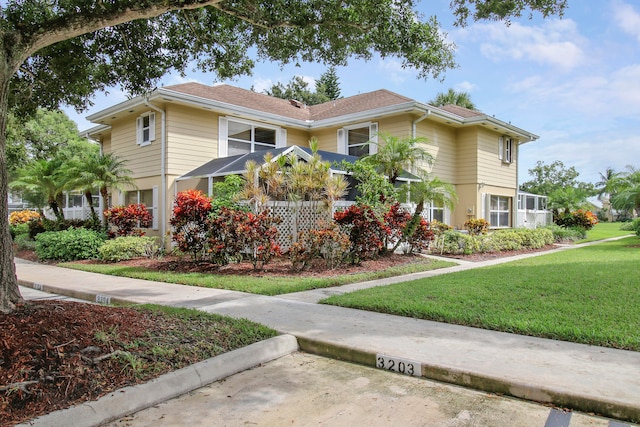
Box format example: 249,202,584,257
376,354,422,377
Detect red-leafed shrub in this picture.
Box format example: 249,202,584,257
556,209,598,231
207,208,282,270
334,204,388,263
104,204,152,237
170,190,213,260
289,222,350,271
407,218,435,253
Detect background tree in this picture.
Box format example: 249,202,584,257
10,158,68,220
429,88,477,110
262,76,330,106
316,66,341,101
520,160,595,219
0,0,568,312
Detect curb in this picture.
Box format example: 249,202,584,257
16,334,299,427
298,337,640,423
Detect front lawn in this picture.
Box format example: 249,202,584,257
60,257,456,295
321,236,640,351
576,222,633,243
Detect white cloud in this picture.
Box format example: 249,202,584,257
454,81,477,92
377,58,413,84
612,0,640,43
457,19,587,71
251,78,274,93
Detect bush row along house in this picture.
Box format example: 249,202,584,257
84,83,544,240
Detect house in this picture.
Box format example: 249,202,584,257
85,83,539,240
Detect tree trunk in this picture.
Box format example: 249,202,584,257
85,190,97,220
0,68,23,313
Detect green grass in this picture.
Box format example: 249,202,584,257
577,222,633,243
60,258,456,295
322,236,640,351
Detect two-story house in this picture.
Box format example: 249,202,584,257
85,83,538,239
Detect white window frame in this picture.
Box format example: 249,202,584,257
484,194,511,228
218,117,286,158
136,112,156,146
124,187,158,230
499,136,513,163
337,122,378,157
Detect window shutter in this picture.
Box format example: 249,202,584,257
218,117,228,157
136,117,143,145
482,193,490,221
152,186,158,230
369,122,378,155
148,113,156,142
337,128,346,155
498,137,504,161
277,128,287,148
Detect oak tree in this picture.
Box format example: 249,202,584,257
0,0,567,312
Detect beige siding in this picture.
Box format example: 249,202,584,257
477,128,517,190
416,121,457,183
455,128,479,185
377,116,412,137
311,127,339,152
287,128,312,147
108,112,162,179
166,105,218,176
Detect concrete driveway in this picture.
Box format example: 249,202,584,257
105,352,625,427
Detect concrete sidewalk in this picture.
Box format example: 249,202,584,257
14,242,640,423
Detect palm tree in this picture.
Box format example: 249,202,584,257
365,133,434,184
595,167,621,202
70,152,137,225
10,159,69,220
611,166,640,218
429,88,476,110
399,173,457,250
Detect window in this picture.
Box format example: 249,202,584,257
489,195,510,227
124,187,158,229
426,201,445,223
337,122,378,157
499,136,513,163
136,112,155,146
218,117,285,157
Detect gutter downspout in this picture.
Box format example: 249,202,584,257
412,110,431,138
144,98,167,242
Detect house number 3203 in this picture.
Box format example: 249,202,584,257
375,354,422,377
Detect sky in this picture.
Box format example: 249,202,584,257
65,0,640,188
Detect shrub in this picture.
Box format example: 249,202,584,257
404,218,435,254
98,236,160,262
14,233,36,251
10,223,29,240
464,218,489,236
207,208,282,270
104,204,152,237
170,190,213,261
545,225,586,242
9,210,41,225
437,230,477,255
334,204,388,263
290,222,350,271
35,228,106,261
555,209,598,231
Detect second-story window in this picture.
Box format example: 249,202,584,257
218,117,285,157
337,122,378,157
136,112,155,146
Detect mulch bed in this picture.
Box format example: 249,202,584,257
0,301,169,426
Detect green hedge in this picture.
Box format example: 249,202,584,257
35,228,106,261
436,228,555,255
99,236,159,262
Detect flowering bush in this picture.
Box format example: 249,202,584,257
334,204,387,263
384,202,412,251
170,190,213,261
464,218,489,235
9,210,41,225
104,204,152,237
555,209,598,231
